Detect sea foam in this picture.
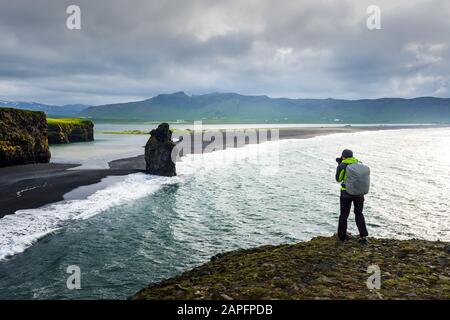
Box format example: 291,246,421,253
0,173,179,260
0,139,287,260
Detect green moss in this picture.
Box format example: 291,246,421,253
0,140,21,153
170,128,189,134
47,118,91,125
133,236,450,300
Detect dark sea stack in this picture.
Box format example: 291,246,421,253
47,119,94,144
145,123,176,176
0,108,51,167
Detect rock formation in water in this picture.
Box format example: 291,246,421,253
145,123,176,176
0,107,51,167
47,119,94,144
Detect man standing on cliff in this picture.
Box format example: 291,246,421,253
335,149,369,244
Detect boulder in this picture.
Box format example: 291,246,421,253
145,123,176,176
0,108,51,167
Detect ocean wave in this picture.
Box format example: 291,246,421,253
0,173,179,260
2,127,449,261
0,139,284,261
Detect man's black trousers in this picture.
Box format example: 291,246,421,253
338,191,369,241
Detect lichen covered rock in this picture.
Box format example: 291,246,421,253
145,123,176,176
134,235,450,300
47,118,94,144
0,107,51,167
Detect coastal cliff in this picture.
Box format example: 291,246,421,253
134,236,449,300
47,118,94,144
0,107,51,167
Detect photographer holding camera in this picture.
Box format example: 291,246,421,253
335,149,370,244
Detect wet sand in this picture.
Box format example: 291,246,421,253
1,124,448,218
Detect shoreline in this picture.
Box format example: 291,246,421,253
1,124,449,218
0,163,139,219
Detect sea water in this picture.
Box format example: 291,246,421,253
0,128,448,299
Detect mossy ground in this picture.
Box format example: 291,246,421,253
134,236,449,300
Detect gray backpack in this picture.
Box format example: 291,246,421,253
345,163,370,196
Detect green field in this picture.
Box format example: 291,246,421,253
47,117,92,125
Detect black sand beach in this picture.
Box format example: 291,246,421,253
1,125,448,218
0,164,138,218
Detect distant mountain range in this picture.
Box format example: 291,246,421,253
0,100,89,116
80,92,450,123
2,93,450,123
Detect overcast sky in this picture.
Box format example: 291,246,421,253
0,0,449,105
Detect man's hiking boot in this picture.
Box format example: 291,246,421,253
358,236,368,245
337,233,353,243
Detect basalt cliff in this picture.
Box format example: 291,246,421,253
47,118,94,144
0,108,51,167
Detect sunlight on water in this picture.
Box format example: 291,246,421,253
0,128,449,299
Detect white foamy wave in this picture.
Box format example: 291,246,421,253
0,173,179,260
177,139,284,176
2,133,387,261
0,140,286,260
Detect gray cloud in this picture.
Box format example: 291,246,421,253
0,0,449,105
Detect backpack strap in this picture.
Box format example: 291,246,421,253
337,162,349,189
341,163,348,188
